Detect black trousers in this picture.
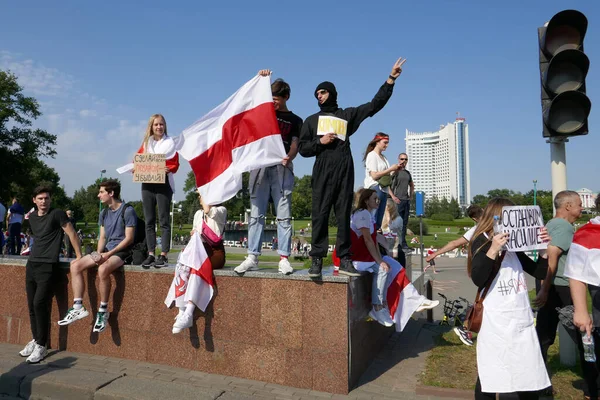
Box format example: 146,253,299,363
475,377,539,400
536,284,600,398
397,200,410,249
8,222,22,255
309,154,354,259
25,261,58,347
141,182,173,254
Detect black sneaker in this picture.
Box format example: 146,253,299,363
141,255,155,269
308,257,322,278
154,255,168,268
339,257,361,277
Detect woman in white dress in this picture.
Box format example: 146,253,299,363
351,189,438,329
363,133,399,230
468,198,551,399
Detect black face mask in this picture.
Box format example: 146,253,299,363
314,81,338,113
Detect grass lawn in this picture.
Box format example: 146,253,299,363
420,330,583,399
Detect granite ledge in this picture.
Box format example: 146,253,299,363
0,256,350,283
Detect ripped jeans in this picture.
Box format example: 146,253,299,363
247,165,293,257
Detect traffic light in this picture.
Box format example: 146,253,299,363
538,10,591,138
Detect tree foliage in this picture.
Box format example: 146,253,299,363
71,177,121,223
0,70,59,204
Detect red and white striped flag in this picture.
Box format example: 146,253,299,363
564,217,600,286
165,233,214,311
385,256,426,332
174,75,285,205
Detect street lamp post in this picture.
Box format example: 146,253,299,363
98,169,106,237
170,201,182,250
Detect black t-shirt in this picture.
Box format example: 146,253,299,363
29,208,69,263
276,110,303,154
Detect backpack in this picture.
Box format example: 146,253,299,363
101,203,147,265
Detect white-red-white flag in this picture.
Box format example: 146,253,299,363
385,256,425,332
564,217,600,286
174,75,285,205
165,233,214,311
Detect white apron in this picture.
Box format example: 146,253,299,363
476,251,550,393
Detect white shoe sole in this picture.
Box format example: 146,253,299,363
416,300,440,313
453,327,474,346
369,310,393,327
57,309,90,326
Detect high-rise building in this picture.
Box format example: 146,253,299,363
405,117,471,207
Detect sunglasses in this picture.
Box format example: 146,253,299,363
399,158,408,161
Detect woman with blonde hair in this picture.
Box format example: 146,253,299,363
468,197,551,399
363,133,399,230
381,199,406,267
137,114,180,268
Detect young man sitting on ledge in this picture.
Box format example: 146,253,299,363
58,179,137,333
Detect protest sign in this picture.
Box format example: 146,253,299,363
133,154,166,183
498,206,547,252
317,115,347,141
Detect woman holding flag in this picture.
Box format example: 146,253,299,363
165,193,226,334
350,188,438,329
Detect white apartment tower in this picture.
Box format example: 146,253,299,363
405,118,471,207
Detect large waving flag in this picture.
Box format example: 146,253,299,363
165,233,214,311
174,75,285,205
564,217,600,286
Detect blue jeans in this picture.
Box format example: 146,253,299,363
371,261,390,305
370,185,388,230
396,200,410,248
247,166,293,257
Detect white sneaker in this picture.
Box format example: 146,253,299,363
416,299,440,313
58,306,90,326
278,258,293,275
26,344,48,364
19,339,37,357
234,256,259,274
369,307,393,327
172,313,193,334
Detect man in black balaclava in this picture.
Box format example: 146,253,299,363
299,57,406,278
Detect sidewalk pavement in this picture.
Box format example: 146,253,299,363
0,318,469,400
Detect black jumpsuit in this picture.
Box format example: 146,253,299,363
298,82,394,260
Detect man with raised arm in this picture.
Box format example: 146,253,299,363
299,57,406,278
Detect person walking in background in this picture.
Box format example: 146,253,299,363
363,132,399,230
299,57,406,278
389,153,413,252
64,210,77,258
136,114,179,268
0,199,5,252
424,246,438,274
381,199,405,267
6,197,25,255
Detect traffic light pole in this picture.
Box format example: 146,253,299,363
548,137,568,213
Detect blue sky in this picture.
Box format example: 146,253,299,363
1,0,599,203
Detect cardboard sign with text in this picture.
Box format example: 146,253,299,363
316,115,347,141
133,154,166,183
499,206,547,252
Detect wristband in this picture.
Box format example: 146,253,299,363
388,74,397,81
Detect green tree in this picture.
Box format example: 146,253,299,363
291,175,312,218
425,195,440,218
0,70,61,203
449,197,461,219
72,177,120,223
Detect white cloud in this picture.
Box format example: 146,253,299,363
0,55,76,97
79,109,97,118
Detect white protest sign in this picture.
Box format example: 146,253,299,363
316,115,347,141
499,206,547,252
133,153,166,183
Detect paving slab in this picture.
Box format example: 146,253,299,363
20,368,123,400
93,375,224,400
0,359,48,398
